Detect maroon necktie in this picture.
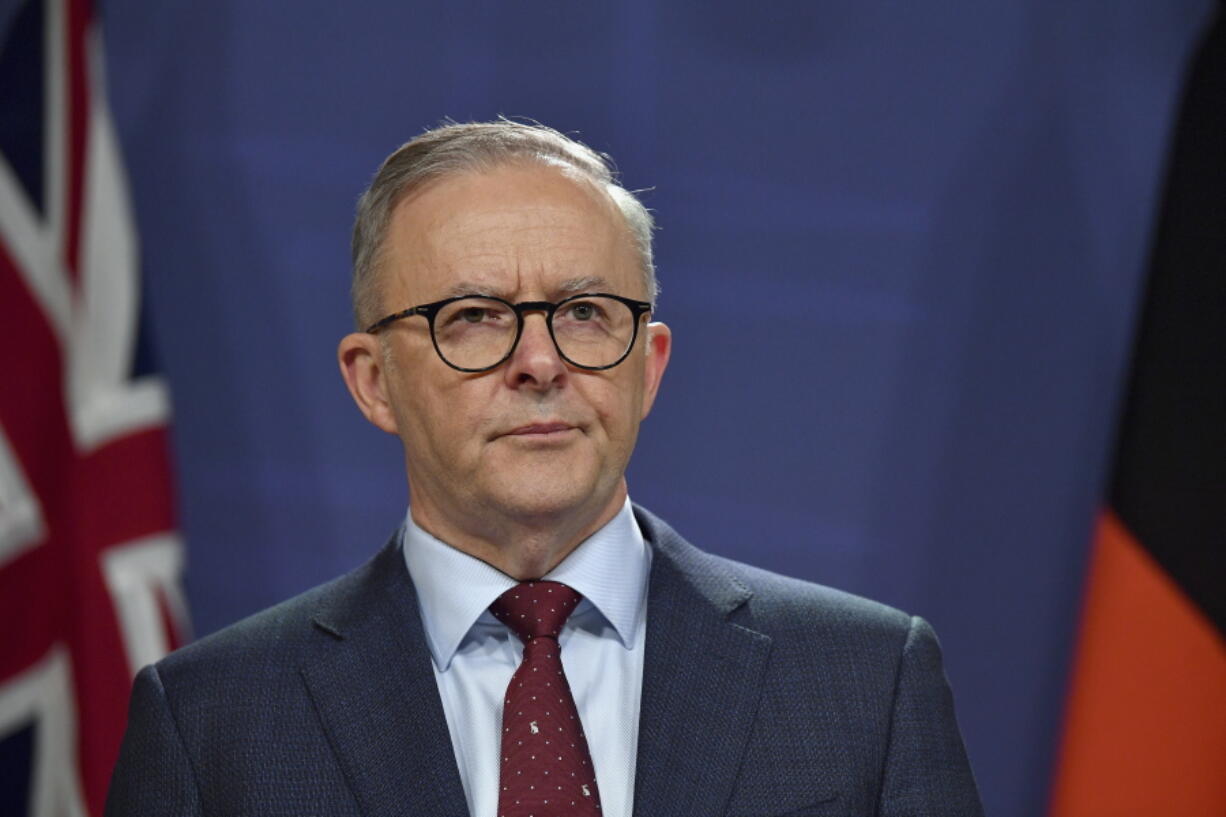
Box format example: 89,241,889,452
490,580,602,817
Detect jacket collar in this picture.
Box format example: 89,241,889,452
630,506,774,817
303,535,470,817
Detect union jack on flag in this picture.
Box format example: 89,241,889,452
0,1,190,815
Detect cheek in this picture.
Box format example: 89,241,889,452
589,378,645,444
400,384,486,461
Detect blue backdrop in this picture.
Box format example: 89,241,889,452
99,2,1215,815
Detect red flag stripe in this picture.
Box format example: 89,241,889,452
1049,512,1226,817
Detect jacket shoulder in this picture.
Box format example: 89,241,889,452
155,532,405,686
634,503,915,641
714,552,914,636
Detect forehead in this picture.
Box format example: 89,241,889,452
382,164,642,303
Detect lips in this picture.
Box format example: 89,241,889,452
503,422,575,437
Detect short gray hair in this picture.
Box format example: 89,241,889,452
350,119,657,329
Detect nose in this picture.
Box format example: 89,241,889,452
502,312,567,390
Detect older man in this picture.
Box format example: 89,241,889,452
107,121,983,817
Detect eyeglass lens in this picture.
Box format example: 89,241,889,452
433,296,637,370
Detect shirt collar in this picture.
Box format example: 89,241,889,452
402,497,650,671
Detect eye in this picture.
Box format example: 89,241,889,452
445,303,508,326
561,299,607,322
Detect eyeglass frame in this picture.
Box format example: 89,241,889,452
363,292,655,373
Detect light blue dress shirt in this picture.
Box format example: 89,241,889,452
402,498,651,817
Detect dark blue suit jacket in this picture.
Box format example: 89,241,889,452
106,507,983,816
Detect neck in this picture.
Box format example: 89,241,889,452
408,484,628,579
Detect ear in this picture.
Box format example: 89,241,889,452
638,321,671,419
338,332,400,434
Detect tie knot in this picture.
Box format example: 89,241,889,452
490,580,581,642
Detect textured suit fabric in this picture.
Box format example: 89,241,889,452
106,507,984,817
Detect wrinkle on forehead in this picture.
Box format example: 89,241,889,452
383,165,640,306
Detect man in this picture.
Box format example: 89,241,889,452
107,121,984,816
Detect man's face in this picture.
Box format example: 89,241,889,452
342,163,670,544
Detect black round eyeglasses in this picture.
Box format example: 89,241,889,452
364,292,653,373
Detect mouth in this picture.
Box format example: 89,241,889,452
498,422,580,441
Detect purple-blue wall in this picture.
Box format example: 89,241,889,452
101,2,1215,815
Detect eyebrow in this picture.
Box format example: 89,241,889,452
555,276,611,296
441,276,613,301
442,281,500,299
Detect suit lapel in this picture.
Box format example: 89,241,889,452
300,538,469,817
632,509,773,817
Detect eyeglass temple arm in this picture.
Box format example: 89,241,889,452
364,306,423,335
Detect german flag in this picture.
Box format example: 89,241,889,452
1048,8,1226,816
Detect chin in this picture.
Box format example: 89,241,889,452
477,440,628,525
493,485,596,522
482,466,609,524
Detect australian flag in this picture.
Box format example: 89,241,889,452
0,1,190,815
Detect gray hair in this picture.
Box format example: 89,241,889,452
350,119,657,329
